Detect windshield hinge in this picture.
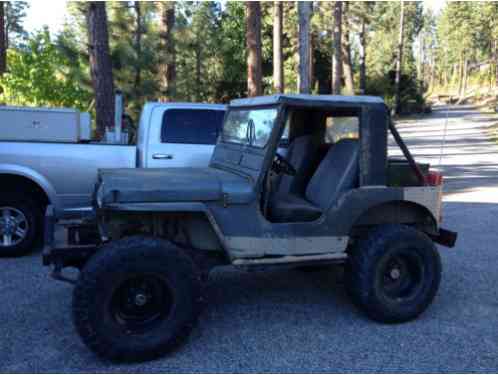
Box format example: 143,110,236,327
222,193,229,208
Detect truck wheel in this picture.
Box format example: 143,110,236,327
0,194,40,257
347,224,441,323
72,236,202,362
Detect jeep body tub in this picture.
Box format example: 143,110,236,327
44,94,455,270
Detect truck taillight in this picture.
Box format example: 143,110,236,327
426,171,443,186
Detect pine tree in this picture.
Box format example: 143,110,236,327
393,1,405,114
87,2,114,138
341,2,354,95
4,1,28,48
273,1,283,93
298,1,312,94
158,1,176,101
332,2,342,95
246,1,262,97
0,2,6,76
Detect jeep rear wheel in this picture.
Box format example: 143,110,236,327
347,224,441,323
72,236,202,362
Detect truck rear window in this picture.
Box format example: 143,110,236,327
161,109,225,145
324,116,359,143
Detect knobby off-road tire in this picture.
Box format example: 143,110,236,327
0,193,41,257
347,224,441,323
72,236,203,362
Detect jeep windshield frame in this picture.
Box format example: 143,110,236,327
210,104,285,185
221,106,279,149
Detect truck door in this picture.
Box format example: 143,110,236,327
147,109,225,168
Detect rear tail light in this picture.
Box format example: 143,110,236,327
426,170,443,186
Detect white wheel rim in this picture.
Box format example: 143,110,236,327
0,207,29,248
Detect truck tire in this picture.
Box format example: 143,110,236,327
347,224,441,323
0,193,41,257
72,236,202,362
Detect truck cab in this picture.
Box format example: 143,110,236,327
136,102,226,168
0,102,225,256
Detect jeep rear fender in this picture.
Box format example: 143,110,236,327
352,200,438,235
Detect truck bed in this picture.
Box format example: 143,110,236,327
0,141,136,218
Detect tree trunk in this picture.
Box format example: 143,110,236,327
158,1,176,101
457,53,463,96
298,1,312,94
429,55,435,92
0,2,6,76
195,47,201,102
460,58,468,99
451,62,458,87
246,2,262,97
417,34,423,82
2,1,7,50
494,39,498,90
332,1,342,95
358,17,366,94
393,1,404,115
341,3,354,95
273,1,284,93
133,2,142,99
87,2,115,139
310,30,315,92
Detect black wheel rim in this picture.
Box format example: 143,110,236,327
378,250,425,303
110,274,173,334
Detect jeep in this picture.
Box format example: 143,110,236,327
43,94,457,362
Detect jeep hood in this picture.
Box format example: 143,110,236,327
97,167,255,205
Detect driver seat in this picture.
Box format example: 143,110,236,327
277,135,318,195
269,139,359,223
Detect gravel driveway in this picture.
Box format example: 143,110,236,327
1,105,497,373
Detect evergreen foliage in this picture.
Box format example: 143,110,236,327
2,1,498,118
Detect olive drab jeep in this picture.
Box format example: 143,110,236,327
43,94,457,362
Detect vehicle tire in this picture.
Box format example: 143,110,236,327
72,236,202,362
0,193,41,257
347,224,441,323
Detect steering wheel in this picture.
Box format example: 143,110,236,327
273,153,297,176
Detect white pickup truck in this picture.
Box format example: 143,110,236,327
0,102,225,256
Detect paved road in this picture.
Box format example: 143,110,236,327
1,106,498,373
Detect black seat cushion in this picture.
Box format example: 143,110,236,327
269,193,322,223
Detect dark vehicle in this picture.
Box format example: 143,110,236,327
43,94,457,362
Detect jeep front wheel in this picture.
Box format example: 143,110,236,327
72,236,202,362
347,224,441,323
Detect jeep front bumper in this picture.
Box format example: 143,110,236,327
43,206,100,283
